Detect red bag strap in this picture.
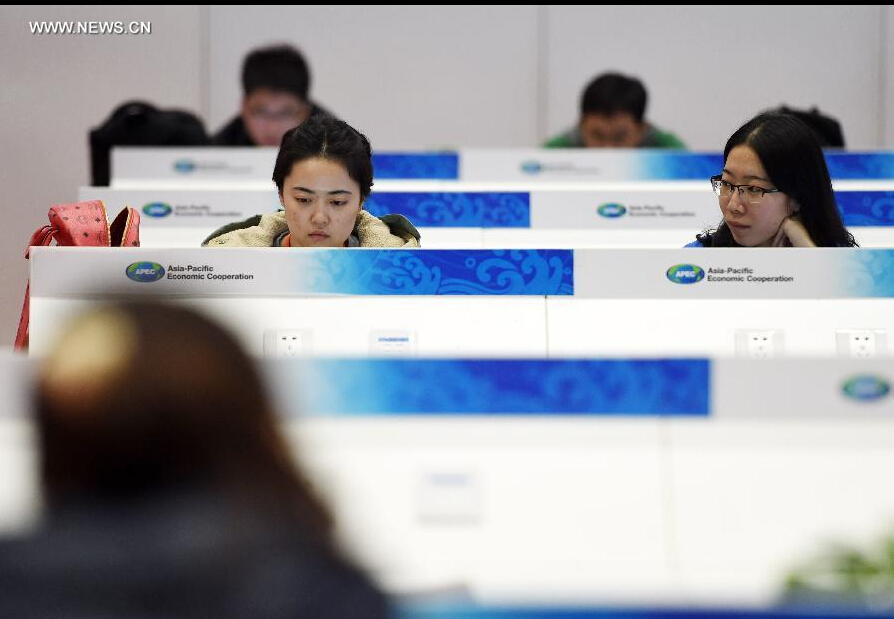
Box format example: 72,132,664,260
110,206,141,247
24,226,56,259
13,282,30,351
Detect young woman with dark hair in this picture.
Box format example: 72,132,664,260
0,302,388,618
689,112,857,248
204,115,420,248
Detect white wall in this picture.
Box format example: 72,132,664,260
207,5,541,149
544,6,884,150
1,5,892,345
0,5,205,347
885,5,894,144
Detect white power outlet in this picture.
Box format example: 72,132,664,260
836,329,888,359
369,330,417,356
735,329,784,359
263,329,313,358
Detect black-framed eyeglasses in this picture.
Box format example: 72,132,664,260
710,175,780,204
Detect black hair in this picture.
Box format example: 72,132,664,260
580,73,647,123
696,112,857,247
242,44,310,101
774,105,845,148
272,115,374,201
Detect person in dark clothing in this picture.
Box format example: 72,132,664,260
213,44,332,147
89,100,209,185
0,302,389,619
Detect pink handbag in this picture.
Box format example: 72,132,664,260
15,200,140,350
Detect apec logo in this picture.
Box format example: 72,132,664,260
597,203,627,218
126,262,165,283
520,160,542,175
666,264,705,284
842,376,891,402
173,159,196,174
142,202,172,218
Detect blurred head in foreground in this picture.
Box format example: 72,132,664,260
4,302,387,619
38,302,329,530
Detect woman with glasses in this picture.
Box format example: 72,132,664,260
687,112,857,247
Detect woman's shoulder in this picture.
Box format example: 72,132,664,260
203,212,288,247
355,210,421,248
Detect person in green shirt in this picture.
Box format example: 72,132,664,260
545,72,685,149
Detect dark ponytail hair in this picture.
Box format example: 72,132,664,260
697,112,857,247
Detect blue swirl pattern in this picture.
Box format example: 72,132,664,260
292,359,709,417
836,192,894,226
364,192,530,227
298,249,572,295
372,153,459,180
826,153,894,180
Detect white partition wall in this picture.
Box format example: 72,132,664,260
25,247,894,360
0,355,891,605
80,183,894,249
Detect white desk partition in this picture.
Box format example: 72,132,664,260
26,247,894,361
79,184,894,249
0,354,891,605
112,147,894,186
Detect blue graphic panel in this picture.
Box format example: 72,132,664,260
299,359,710,417
298,249,573,295
835,192,894,226
826,153,894,180
638,153,724,180
364,192,530,228
842,250,894,297
398,605,881,619
372,153,459,180
636,152,894,181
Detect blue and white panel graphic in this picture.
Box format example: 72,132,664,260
632,152,894,181
826,152,894,180
364,192,530,227
636,152,723,180
840,249,894,297
295,359,710,416
372,153,459,180
295,249,573,295
397,604,873,619
836,191,894,226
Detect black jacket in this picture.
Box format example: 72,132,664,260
0,494,389,619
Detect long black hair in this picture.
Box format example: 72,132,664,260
697,112,857,247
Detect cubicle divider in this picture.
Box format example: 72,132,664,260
0,350,891,604
27,247,894,359
78,185,894,249
111,147,894,186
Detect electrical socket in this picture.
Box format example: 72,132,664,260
263,329,313,358
836,329,888,359
369,330,417,356
735,329,784,359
